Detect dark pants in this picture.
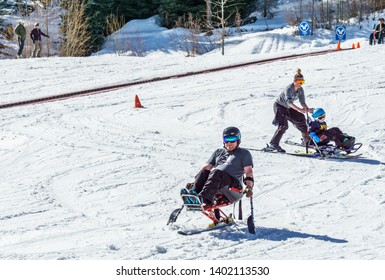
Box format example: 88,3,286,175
270,102,308,146
17,38,25,56
369,32,384,45
379,32,384,44
317,127,354,149
193,169,242,204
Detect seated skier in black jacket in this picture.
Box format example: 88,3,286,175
369,18,385,45
308,108,355,150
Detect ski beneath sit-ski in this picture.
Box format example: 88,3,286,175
284,139,312,148
291,149,363,160
177,221,234,235
247,144,362,160
283,140,363,159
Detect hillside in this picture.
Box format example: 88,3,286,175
1,4,385,280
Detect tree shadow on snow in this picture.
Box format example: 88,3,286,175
215,226,348,244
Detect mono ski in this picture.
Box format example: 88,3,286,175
247,146,362,160
177,221,234,236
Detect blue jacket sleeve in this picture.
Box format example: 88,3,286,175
309,132,320,143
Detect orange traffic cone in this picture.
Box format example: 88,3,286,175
357,42,361,48
134,95,144,108
352,43,355,49
336,41,342,50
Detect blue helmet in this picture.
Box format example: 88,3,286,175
312,108,325,120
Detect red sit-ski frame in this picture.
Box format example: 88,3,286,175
182,194,234,225
201,201,233,224
167,188,243,226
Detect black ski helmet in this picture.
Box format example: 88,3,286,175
223,126,241,145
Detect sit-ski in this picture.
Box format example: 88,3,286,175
306,142,362,158
167,187,256,235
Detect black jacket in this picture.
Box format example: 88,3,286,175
374,23,385,33
30,28,49,41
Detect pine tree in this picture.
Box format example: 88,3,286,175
257,0,279,19
113,0,158,21
154,0,207,28
85,0,114,52
154,0,256,28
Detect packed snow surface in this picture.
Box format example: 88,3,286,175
1,15,385,260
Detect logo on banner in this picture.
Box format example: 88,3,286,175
298,21,311,36
335,26,346,41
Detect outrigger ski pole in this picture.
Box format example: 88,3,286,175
167,205,184,225
247,196,256,234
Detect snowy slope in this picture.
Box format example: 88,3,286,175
1,15,385,260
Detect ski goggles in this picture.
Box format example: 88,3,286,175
296,79,305,85
317,115,326,120
223,135,240,143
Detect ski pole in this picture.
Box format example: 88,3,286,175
306,112,325,157
247,196,256,234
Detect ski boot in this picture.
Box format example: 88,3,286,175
262,143,286,153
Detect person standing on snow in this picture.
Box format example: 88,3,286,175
30,22,49,58
15,21,26,58
181,127,254,206
264,68,313,153
369,18,385,45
